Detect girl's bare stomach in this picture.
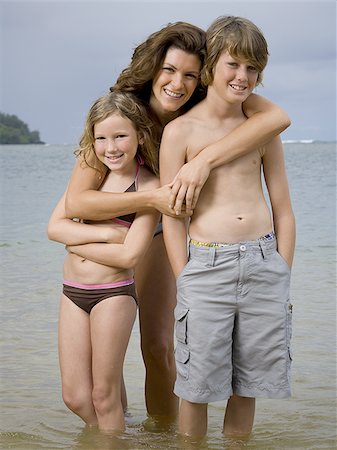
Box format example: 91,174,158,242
63,253,133,285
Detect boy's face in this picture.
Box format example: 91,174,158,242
212,51,259,104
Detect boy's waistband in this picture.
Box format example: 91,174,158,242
190,232,275,249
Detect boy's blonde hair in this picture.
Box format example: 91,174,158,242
75,91,159,176
201,16,269,86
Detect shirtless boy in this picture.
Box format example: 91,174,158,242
160,16,296,439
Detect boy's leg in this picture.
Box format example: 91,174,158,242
223,394,255,438
179,399,208,438
91,295,137,432
58,294,98,425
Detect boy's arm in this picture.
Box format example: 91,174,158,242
68,208,160,269
65,157,179,220
170,94,291,214
160,122,190,277
47,192,126,245
262,136,296,268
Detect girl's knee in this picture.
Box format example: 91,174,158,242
92,383,121,416
62,387,91,414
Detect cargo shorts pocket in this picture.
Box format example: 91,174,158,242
175,307,189,344
174,307,190,380
285,301,293,364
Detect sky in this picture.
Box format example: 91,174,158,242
1,0,336,144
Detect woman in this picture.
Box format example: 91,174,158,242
64,21,291,427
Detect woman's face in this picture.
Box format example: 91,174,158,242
150,47,201,120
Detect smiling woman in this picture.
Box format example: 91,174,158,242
150,48,201,121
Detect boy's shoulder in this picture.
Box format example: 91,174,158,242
164,102,206,139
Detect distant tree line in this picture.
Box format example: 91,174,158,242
0,112,44,144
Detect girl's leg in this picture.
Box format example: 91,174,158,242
58,294,97,425
223,395,255,438
179,399,208,438
90,296,137,432
135,233,178,419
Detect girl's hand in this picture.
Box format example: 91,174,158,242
169,157,211,215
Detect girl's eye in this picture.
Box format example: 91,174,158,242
95,136,105,140
116,134,127,139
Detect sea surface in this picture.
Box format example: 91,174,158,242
0,142,336,450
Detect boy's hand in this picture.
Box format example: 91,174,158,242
169,157,211,215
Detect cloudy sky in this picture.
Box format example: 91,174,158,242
1,0,336,144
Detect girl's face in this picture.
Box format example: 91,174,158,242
94,113,142,173
150,47,201,120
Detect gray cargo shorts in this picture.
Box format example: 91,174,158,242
174,233,293,404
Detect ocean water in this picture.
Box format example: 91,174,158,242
0,142,336,450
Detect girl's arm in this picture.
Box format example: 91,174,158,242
67,207,160,269
65,157,178,221
262,136,296,268
47,192,127,245
170,94,291,215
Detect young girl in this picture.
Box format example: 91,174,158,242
48,91,160,433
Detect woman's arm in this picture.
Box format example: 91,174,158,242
170,94,291,215
47,192,127,245
68,208,160,269
262,136,296,268
65,157,179,221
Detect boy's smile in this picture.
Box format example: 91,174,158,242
212,51,259,103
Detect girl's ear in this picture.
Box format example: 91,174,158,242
138,133,145,145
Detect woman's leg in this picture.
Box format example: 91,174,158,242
135,234,178,419
90,296,137,432
58,294,97,425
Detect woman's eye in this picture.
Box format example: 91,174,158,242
186,73,197,80
163,66,174,72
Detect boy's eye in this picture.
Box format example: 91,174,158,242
248,66,258,72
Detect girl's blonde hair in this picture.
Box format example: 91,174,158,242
75,91,159,176
201,16,269,86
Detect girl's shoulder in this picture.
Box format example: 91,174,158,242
138,165,159,191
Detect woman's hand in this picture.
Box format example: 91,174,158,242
169,157,211,215
153,184,192,218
